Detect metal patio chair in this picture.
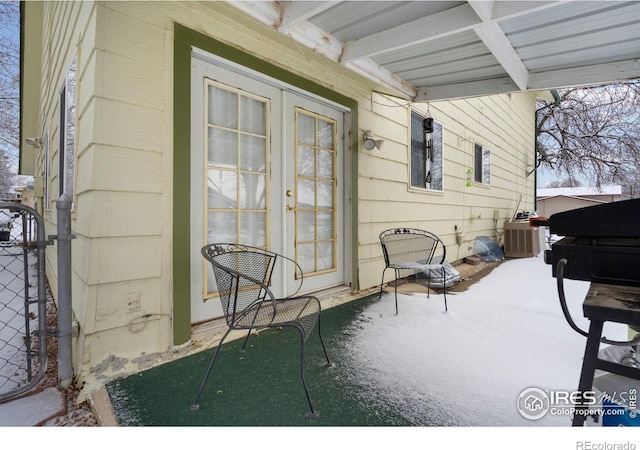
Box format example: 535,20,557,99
379,228,448,314
190,243,331,418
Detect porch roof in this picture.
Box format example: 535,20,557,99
230,1,640,101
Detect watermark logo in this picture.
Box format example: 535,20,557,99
517,387,638,421
517,387,550,420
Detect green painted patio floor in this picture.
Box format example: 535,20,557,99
106,294,452,426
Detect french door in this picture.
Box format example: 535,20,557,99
190,51,347,323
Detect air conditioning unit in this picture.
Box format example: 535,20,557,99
504,222,541,258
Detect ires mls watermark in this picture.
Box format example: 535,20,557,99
516,387,638,421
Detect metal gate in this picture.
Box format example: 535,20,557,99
0,203,48,402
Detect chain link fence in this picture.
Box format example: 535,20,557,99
0,203,48,402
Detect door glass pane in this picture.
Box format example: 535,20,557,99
240,96,266,135
297,243,316,273
239,173,266,209
317,119,333,148
297,178,315,208
208,128,237,168
317,181,333,208
208,86,237,128
297,145,314,176
207,169,237,208
317,242,333,271
207,211,237,242
240,212,266,247
240,135,266,172
298,211,315,241
297,114,315,144
318,149,332,178
317,212,333,240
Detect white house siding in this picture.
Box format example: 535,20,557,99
357,92,537,289
24,1,538,383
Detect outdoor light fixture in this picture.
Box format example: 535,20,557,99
25,137,42,148
363,130,384,151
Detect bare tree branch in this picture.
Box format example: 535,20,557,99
537,81,640,197
0,0,20,195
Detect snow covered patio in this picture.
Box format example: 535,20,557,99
101,255,636,431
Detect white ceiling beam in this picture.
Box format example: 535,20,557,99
414,77,518,102
473,21,529,90
468,0,495,21
341,3,481,63
279,1,339,30
418,59,640,101
529,59,640,90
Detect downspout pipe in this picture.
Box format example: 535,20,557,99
55,194,74,389
534,89,561,210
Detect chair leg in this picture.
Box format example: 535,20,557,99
393,269,400,315
379,267,387,300
292,324,319,418
190,327,232,411
316,311,331,367
240,329,252,353
380,267,399,314
442,267,448,312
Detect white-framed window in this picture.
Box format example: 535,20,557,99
43,130,50,211
59,55,76,199
410,110,443,191
474,143,491,185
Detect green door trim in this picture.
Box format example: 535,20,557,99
172,23,359,345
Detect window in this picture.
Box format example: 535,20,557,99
474,143,491,185
59,55,76,199
43,131,50,211
410,110,443,191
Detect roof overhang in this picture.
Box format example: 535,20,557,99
230,1,640,101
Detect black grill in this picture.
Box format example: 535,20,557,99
535,198,640,287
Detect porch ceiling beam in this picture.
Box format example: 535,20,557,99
468,0,494,21
415,59,640,101
528,59,640,91
473,21,529,91
340,3,482,63
414,77,518,102
279,1,339,30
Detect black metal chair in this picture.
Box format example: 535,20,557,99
190,243,331,418
379,228,448,314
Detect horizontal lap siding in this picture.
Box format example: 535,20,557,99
357,92,537,290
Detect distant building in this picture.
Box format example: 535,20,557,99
536,186,621,217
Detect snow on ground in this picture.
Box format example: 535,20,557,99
341,255,630,426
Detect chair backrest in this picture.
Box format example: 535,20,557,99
379,228,446,267
201,243,277,325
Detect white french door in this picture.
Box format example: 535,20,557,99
190,50,347,323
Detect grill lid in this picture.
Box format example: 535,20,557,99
548,198,640,238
